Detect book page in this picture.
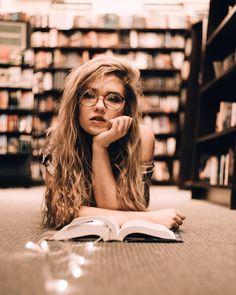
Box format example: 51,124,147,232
118,220,177,241
51,215,120,241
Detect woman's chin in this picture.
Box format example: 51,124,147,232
87,127,107,136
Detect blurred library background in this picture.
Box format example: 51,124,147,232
0,0,235,208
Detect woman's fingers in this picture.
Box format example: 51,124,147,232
172,223,180,230
110,116,133,136
175,216,183,225
177,211,186,220
122,117,132,134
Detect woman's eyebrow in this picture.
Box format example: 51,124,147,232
88,88,124,97
103,90,124,96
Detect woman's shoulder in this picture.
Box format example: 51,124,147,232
139,123,155,163
139,123,155,140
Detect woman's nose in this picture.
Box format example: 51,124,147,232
94,97,106,111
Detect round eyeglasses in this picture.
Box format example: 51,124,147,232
80,90,125,111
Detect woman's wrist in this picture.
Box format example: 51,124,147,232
92,141,109,152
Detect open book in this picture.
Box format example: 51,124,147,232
51,216,182,242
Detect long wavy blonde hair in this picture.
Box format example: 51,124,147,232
42,55,147,228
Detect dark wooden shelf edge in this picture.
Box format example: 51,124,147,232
33,67,180,73
197,127,236,143
34,89,62,95
201,63,236,94
0,86,32,90
0,153,31,157
154,155,179,161
206,6,236,48
142,111,179,116
32,46,185,52
185,180,231,190
154,133,178,138
143,89,180,95
33,27,189,33
0,131,32,136
0,63,33,68
140,68,180,73
151,180,176,186
34,67,71,72
0,109,34,114
0,178,44,188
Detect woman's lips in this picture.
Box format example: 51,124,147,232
90,117,112,128
91,120,106,125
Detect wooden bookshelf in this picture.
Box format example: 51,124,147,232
188,1,236,209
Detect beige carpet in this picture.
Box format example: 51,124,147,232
0,186,236,295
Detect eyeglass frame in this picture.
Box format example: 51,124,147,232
79,90,126,111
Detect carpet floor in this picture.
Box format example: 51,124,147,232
0,186,235,295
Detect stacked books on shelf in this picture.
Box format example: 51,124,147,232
0,134,31,155
29,12,191,30
215,101,236,132
0,47,34,159
198,149,234,186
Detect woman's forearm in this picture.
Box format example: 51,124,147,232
79,206,186,229
92,144,119,209
80,205,146,226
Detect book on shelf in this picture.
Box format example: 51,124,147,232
7,114,18,131
18,115,32,133
216,101,236,132
19,135,31,153
172,160,180,182
181,60,190,80
7,137,19,154
231,103,236,127
199,149,234,186
0,90,8,109
51,215,182,242
213,51,236,78
143,115,177,134
31,159,45,181
152,161,170,181
0,114,8,132
154,137,176,156
0,135,7,154
184,38,192,57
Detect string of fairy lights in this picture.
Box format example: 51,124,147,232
25,233,107,293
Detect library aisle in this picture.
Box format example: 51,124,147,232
1,185,236,295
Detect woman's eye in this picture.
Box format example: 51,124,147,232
84,91,96,99
106,95,122,103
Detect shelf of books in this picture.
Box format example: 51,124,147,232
0,12,192,186
0,21,36,186
189,1,236,208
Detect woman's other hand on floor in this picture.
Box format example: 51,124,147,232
147,209,186,230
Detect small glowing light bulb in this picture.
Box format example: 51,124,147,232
57,280,68,292
77,256,86,265
44,279,68,293
40,240,49,252
25,241,42,252
69,261,82,278
86,242,95,251
70,254,86,265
